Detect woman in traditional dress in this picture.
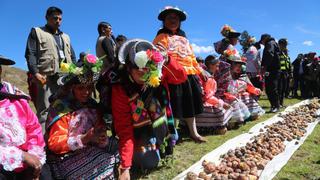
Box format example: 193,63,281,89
224,47,265,121
112,39,186,179
46,54,119,180
0,55,50,180
153,6,207,142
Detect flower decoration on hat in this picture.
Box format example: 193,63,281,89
223,47,245,64
60,54,103,75
240,31,256,50
220,24,234,37
241,56,247,63
224,48,238,59
134,49,165,88
59,54,103,85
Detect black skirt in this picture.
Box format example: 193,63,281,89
168,75,204,118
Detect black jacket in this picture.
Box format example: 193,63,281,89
261,38,281,73
292,57,302,76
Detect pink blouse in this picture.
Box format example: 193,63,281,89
201,76,224,108
0,98,45,172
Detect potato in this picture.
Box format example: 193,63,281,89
186,172,198,180
239,162,250,171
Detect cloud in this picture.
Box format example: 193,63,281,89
302,40,313,46
191,43,214,54
296,26,320,37
190,38,207,43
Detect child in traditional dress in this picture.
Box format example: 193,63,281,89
224,47,265,121
195,55,233,134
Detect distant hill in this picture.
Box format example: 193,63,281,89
2,66,29,94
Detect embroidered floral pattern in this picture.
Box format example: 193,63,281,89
67,108,99,151
167,35,193,58
0,105,26,146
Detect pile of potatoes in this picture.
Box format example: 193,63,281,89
186,100,320,180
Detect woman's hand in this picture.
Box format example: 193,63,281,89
81,127,95,145
119,168,130,180
223,103,232,110
22,152,42,179
255,88,262,95
82,127,109,147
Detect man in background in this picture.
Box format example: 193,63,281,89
25,6,76,128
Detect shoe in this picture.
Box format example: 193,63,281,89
271,107,279,113
268,107,274,113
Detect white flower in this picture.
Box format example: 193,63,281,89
74,67,83,75
134,51,149,69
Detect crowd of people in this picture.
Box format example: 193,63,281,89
1,5,319,180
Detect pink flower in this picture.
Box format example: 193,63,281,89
86,54,97,64
151,50,164,64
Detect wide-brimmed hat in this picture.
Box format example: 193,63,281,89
0,81,30,100
118,39,166,88
118,39,156,65
0,55,15,65
158,6,187,21
224,47,246,64
259,33,271,43
220,25,241,39
278,38,288,45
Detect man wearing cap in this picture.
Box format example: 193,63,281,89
278,38,291,106
260,34,281,113
25,6,76,127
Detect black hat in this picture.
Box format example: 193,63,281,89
259,34,271,43
227,32,241,38
158,6,187,21
278,38,288,45
0,82,30,100
0,55,15,65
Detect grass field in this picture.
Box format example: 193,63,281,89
3,67,319,179
274,123,320,180
134,96,320,180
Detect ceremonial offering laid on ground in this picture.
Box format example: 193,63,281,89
175,99,320,180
